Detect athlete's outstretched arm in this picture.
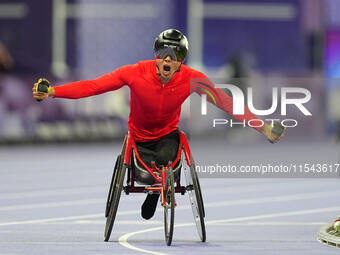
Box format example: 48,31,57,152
191,74,284,143
32,64,136,100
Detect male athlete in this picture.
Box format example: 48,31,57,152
32,29,284,220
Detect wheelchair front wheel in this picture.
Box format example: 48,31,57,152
164,167,175,246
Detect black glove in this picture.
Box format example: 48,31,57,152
268,121,286,144
36,78,50,102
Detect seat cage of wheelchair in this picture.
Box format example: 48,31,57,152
104,130,206,244
122,131,194,197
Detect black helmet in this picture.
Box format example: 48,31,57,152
154,29,189,62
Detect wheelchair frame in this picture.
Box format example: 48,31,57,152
104,131,206,246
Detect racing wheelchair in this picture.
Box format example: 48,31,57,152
103,131,206,246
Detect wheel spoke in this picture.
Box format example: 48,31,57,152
164,167,175,246
184,164,206,242
104,152,126,242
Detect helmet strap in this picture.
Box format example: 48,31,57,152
176,63,182,72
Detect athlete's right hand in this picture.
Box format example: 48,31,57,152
32,78,55,101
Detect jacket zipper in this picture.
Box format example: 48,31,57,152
157,83,165,120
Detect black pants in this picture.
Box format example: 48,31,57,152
135,130,179,168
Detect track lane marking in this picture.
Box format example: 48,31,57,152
1,189,338,212
118,206,340,255
0,198,105,211
0,186,105,200
1,190,339,225
0,214,102,226
118,226,175,255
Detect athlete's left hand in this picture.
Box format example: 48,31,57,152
262,122,286,144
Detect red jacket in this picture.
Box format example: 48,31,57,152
54,60,262,142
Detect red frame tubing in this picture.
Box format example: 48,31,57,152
125,132,186,183
122,131,192,196
123,132,133,165
179,131,193,165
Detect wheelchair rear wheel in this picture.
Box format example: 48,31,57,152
105,155,121,217
104,154,126,242
164,167,175,246
184,163,206,242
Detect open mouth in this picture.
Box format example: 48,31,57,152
163,65,171,76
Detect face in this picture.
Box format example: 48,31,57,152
155,55,182,83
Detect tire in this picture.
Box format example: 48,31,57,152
105,155,121,217
191,165,205,218
184,163,206,242
164,167,175,246
104,157,126,242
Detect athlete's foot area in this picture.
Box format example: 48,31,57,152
141,193,160,220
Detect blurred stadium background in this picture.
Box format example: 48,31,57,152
0,0,339,144
1,1,340,253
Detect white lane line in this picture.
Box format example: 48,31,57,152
0,177,326,201
118,226,170,255
0,208,144,226
208,206,340,225
0,182,334,217
215,221,328,226
0,186,105,200
2,189,337,212
0,214,102,226
202,180,336,196
0,188,338,226
118,206,340,255
204,190,340,207
175,190,340,212
73,220,162,225
58,220,327,226
0,198,105,211
0,207,143,226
